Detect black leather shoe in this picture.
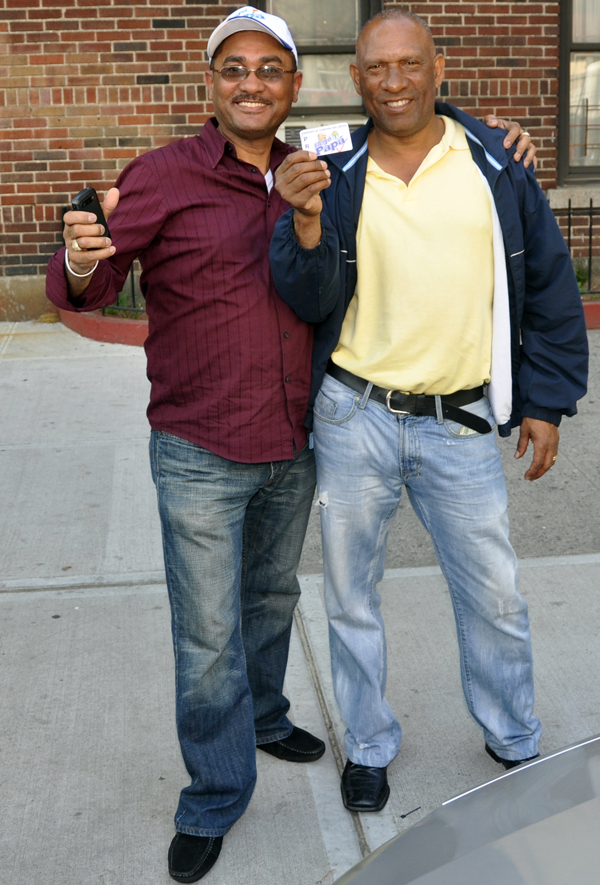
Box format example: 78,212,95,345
168,833,223,883
341,759,390,812
257,725,326,762
485,743,539,770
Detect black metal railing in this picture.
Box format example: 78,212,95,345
553,199,600,297
101,259,146,317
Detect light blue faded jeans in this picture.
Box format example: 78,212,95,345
149,432,316,836
313,373,541,769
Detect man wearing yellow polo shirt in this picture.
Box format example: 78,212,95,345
337,113,494,406
271,9,588,813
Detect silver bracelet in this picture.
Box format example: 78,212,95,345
64,251,99,278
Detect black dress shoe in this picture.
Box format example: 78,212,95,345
257,725,326,762
485,743,540,770
168,833,223,883
341,759,390,812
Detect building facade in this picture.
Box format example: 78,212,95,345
1,1,598,315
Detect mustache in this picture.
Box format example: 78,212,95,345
231,94,274,105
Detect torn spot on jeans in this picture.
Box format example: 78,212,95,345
318,491,329,509
498,597,522,617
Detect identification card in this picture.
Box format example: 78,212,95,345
300,123,353,157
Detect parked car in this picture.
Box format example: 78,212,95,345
336,734,600,884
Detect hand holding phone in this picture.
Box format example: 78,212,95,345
71,186,111,241
63,186,119,284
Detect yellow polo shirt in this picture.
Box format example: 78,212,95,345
332,116,494,394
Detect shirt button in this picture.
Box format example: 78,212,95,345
285,376,291,383
251,168,257,172
283,332,289,338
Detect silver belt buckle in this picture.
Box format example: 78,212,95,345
386,389,411,415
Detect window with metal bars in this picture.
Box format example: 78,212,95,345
559,0,600,182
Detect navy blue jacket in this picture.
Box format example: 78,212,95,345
270,103,588,436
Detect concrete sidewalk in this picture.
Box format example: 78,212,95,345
1,321,600,885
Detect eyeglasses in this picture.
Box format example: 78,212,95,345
212,65,296,82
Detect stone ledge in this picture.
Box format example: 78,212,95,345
0,276,55,321
546,184,600,209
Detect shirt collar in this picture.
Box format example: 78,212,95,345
366,115,469,185
438,114,469,152
410,115,468,178
199,116,294,171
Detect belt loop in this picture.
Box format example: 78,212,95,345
435,394,444,424
359,381,373,410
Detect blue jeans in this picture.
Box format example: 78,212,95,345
313,373,541,769
149,432,316,836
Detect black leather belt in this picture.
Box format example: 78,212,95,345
326,361,492,435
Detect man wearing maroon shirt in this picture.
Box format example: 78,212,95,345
45,6,535,882
46,10,325,883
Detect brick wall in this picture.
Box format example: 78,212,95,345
1,0,562,286
1,0,236,285
398,1,560,187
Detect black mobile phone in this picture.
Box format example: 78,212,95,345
71,186,111,241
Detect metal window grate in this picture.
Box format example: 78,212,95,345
553,199,600,296
570,101,600,162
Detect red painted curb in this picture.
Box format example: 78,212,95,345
59,303,600,345
583,301,600,331
58,308,148,346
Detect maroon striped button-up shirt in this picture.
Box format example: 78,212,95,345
45,119,313,463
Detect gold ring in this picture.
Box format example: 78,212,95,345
521,131,531,137
72,238,82,252
552,455,557,461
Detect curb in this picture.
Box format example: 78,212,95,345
57,308,148,346
583,302,600,330
59,303,599,347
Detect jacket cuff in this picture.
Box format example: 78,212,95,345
520,405,564,427
283,210,330,256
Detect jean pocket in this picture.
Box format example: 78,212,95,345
443,396,495,440
157,430,206,451
313,381,359,425
155,431,214,480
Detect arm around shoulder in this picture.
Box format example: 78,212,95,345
270,208,341,324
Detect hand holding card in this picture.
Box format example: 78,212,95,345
300,123,353,157
275,149,331,212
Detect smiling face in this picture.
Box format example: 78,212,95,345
206,31,302,145
350,16,445,141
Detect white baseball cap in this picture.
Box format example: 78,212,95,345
207,6,298,66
